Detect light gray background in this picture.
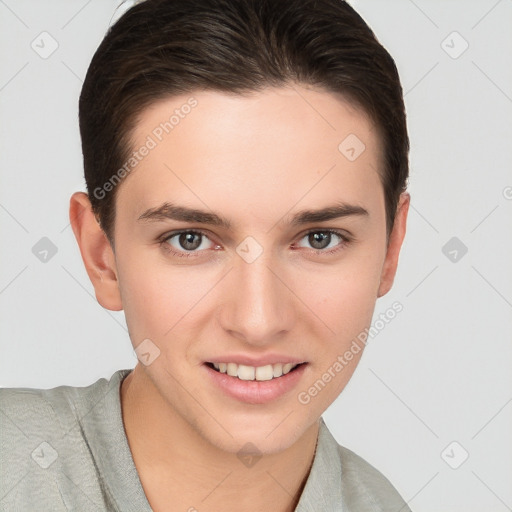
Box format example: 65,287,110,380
1,1,511,511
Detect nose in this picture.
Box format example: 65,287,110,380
217,250,295,345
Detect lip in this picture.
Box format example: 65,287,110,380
204,354,307,367
203,362,308,405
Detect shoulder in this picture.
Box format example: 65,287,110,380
336,442,412,511
0,371,124,435
314,418,411,512
0,370,131,510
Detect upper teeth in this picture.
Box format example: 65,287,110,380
212,362,299,381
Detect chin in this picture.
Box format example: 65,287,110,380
198,413,318,456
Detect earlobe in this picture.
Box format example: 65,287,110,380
377,192,410,298
69,192,123,311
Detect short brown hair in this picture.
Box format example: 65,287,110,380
79,0,409,246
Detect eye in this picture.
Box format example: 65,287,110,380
159,228,350,259
160,230,218,257
295,229,349,254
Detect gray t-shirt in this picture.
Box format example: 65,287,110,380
0,369,411,511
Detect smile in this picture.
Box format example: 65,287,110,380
207,362,304,381
204,360,308,404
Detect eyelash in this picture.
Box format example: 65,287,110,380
158,229,352,259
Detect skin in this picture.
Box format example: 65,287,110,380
70,84,410,512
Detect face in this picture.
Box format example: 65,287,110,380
106,85,403,454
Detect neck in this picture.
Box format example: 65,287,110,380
120,365,319,512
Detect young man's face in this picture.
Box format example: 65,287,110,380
76,85,409,455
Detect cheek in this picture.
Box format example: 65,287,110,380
116,248,169,343
303,249,384,340
116,249,217,345
296,258,381,409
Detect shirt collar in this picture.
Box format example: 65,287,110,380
294,417,343,511
88,368,152,511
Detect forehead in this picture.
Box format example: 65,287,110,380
117,85,384,227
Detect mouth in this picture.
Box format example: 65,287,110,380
205,361,307,381
204,360,308,404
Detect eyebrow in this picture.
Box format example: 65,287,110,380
137,201,369,229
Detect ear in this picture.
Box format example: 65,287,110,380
69,192,123,311
377,192,410,298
